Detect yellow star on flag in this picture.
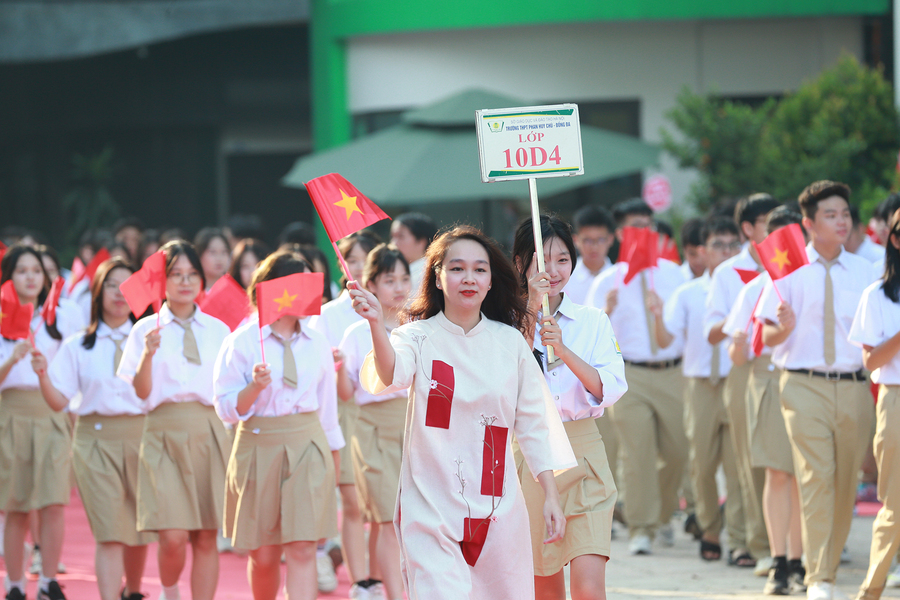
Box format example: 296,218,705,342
333,188,363,220
273,289,297,312
770,247,791,271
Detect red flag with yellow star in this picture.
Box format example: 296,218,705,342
752,223,808,281
305,173,390,242
1,280,34,340
256,272,324,327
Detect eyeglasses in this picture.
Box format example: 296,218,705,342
708,241,742,252
167,272,201,283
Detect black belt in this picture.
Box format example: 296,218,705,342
624,357,682,370
785,368,865,382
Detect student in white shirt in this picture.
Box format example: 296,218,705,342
847,205,886,263
34,257,152,600
390,213,437,296
849,207,900,600
649,217,741,564
512,215,626,600
705,192,782,570
0,244,86,600
337,245,412,600
308,231,383,594
679,218,707,280
725,208,807,595
757,181,877,600
214,251,343,600
584,198,687,556
566,206,615,305
117,240,232,600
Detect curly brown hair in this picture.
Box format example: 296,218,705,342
403,225,527,330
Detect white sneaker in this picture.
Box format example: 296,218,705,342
807,582,835,600
755,555,775,577
316,554,338,593
368,582,387,599
29,547,43,575
658,524,675,547
628,534,652,555
886,564,900,587
348,583,371,599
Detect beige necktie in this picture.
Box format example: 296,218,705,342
113,337,124,372
710,343,720,386
280,336,298,388
178,320,202,365
640,272,659,356
818,257,836,365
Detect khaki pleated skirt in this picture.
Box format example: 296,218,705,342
73,414,156,545
337,399,359,485
516,418,618,576
747,357,793,473
351,397,407,523
0,389,72,512
224,412,338,550
137,401,229,532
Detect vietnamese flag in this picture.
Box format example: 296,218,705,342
200,274,249,331
0,280,34,340
68,248,110,293
119,251,167,317
734,268,761,285
659,234,681,264
620,226,659,285
305,173,390,243
752,223,808,281
750,317,765,357
41,276,66,327
256,272,324,327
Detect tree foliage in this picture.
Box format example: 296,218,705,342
662,54,900,215
62,146,120,246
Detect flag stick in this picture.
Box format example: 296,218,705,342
332,242,355,286
528,178,556,365
259,324,267,365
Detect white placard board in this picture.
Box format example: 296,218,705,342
476,104,584,183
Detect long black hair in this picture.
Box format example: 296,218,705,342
511,214,578,291
0,244,60,340
882,208,900,302
82,257,140,349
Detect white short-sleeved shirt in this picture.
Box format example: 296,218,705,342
584,260,686,361
756,245,878,372
564,258,612,306
533,293,627,420
663,273,732,378
704,246,759,341
49,321,144,416
213,321,344,450
723,272,772,359
340,320,408,407
0,299,86,391
408,257,426,296
854,237,886,263
849,281,900,385
117,304,230,411
308,291,362,348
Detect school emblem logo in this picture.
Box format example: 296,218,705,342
488,120,504,133
612,337,621,355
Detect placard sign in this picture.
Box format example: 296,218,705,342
476,104,584,183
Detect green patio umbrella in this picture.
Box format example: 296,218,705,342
283,89,660,204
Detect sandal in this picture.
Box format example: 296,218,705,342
684,513,703,541
728,549,757,567
700,539,722,561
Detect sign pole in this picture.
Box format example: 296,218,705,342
528,177,557,366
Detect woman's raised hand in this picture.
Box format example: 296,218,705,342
348,281,384,325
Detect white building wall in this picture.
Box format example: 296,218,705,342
346,17,862,211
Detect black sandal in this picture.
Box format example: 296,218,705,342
728,549,756,567
700,539,721,561
684,513,703,541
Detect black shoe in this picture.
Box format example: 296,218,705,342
120,591,147,600
788,559,807,593
763,558,790,596
5,587,26,600
36,581,65,600
684,513,703,540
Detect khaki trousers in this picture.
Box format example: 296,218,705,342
779,372,874,585
609,363,687,538
724,362,767,556
684,378,742,543
857,385,900,599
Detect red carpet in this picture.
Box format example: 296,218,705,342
1,490,355,599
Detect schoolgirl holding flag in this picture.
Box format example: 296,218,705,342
116,240,231,600
213,251,343,600
34,257,153,600
0,244,84,600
